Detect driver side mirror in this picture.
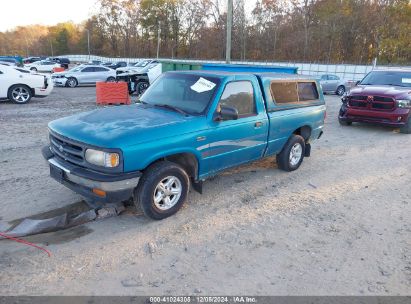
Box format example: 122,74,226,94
214,105,239,121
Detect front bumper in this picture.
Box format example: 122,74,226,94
42,146,141,203
339,106,410,127
52,77,68,86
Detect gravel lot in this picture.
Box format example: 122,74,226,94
0,87,410,296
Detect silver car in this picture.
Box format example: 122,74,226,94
320,74,354,96
52,65,116,88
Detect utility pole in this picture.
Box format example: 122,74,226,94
50,39,54,57
156,22,161,59
225,0,233,64
85,29,91,60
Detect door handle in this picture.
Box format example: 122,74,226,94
255,122,263,128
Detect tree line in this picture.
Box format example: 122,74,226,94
0,0,410,64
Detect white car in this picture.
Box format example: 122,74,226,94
116,59,159,74
24,60,61,73
0,65,53,104
52,65,117,87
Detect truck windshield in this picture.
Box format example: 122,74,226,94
140,73,221,115
361,71,411,87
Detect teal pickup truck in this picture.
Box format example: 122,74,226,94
42,71,325,220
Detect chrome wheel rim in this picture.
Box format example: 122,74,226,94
67,79,76,87
289,143,303,166
12,87,30,103
153,176,182,211
139,83,149,94
337,87,345,95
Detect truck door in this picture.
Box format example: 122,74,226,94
204,79,269,174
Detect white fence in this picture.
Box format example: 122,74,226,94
63,54,410,81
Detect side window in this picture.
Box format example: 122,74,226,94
82,67,94,72
329,75,339,80
94,67,108,72
219,81,255,117
321,75,328,81
270,82,299,104
270,81,319,104
298,82,319,101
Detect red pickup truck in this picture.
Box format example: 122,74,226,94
339,69,411,134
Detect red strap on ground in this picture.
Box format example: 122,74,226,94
0,232,51,257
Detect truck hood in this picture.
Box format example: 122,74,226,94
48,104,206,149
350,85,411,99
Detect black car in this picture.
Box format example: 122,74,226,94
48,57,71,69
23,57,41,64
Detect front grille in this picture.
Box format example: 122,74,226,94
349,95,395,111
49,132,85,167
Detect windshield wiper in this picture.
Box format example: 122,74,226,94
154,104,190,116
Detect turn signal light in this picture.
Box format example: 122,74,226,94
92,188,106,198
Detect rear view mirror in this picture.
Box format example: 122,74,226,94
215,105,239,121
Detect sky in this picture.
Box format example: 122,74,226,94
0,0,98,31
0,0,258,32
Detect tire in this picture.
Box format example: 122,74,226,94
137,81,149,95
30,67,37,72
66,77,78,88
106,77,116,83
336,85,346,96
400,117,411,134
8,84,33,104
339,117,352,126
134,161,190,220
276,135,306,172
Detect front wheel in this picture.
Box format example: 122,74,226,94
106,77,116,82
400,117,411,134
66,77,78,88
339,117,352,126
134,161,189,220
30,67,37,72
276,135,305,172
137,81,149,95
8,84,33,104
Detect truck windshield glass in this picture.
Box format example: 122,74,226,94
361,71,411,87
140,74,221,115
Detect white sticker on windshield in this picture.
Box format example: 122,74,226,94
191,77,216,93
402,78,411,84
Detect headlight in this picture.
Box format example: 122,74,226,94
85,149,120,168
397,100,411,108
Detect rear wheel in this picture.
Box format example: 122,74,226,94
8,84,33,104
66,77,78,88
134,161,189,220
276,135,305,172
336,85,346,96
106,77,116,82
30,67,37,72
400,117,411,134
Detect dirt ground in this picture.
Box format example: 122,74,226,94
0,87,410,296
